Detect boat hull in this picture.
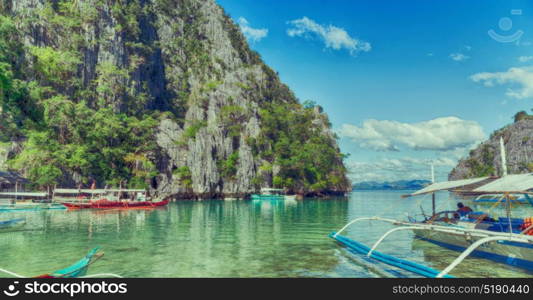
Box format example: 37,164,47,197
251,194,296,200
413,229,533,271
35,247,103,278
62,199,169,210
0,218,26,232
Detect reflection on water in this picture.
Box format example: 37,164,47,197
0,192,530,278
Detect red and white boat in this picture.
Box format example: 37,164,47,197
62,198,170,209
54,188,170,210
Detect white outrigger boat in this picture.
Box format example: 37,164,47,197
331,138,533,278
0,192,66,212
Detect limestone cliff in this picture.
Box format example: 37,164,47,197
449,119,533,180
0,0,350,198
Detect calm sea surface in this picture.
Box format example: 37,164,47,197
0,191,531,278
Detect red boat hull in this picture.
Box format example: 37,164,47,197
62,199,170,210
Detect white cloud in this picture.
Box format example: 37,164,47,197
470,66,533,99
286,16,371,55
339,117,485,152
518,56,533,63
237,17,268,43
449,53,470,61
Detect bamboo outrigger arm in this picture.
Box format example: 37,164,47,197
367,226,421,257
333,217,399,238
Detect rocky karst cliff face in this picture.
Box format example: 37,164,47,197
449,119,533,180
0,0,350,198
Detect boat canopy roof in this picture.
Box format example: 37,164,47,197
406,172,533,197
406,177,490,197
54,188,146,194
472,173,533,193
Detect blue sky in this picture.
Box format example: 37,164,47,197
216,0,533,183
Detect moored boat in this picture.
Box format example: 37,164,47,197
0,247,119,278
55,187,169,210
251,188,296,200
0,218,26,231
330,139,533,277
0,203,66,212
0,192,66,212
62,199,170,210
34,247,103,278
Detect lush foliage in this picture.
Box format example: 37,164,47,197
0,7,160,189
514,110,533,123
173,166,192,188
0,16,39,141
218,152,239,179
251,101,348,192
465,144,496,177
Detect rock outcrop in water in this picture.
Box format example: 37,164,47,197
449,119,533,180
0,0,350,198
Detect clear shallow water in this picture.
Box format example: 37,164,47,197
0,191,531,278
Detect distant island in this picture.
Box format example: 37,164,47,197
352,180,431,190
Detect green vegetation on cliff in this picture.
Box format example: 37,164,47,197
252,101,347,192
0,8,161,188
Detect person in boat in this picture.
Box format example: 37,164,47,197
454,202,473,219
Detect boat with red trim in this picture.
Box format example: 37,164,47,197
62,198,169,209
54,187,169,210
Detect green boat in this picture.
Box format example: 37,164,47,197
35,247,103,278
251,188,296,200
0,218,26,232
0,192,66,212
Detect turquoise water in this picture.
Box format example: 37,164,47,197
0,191,531,278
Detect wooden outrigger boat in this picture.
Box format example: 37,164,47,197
0,247,106,278
63,198,170,209
0,192,66,212
331,138,533,278
56,188,169,210
34,247,103,278
0,218,26,232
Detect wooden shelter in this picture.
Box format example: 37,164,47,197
0,171,30,192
